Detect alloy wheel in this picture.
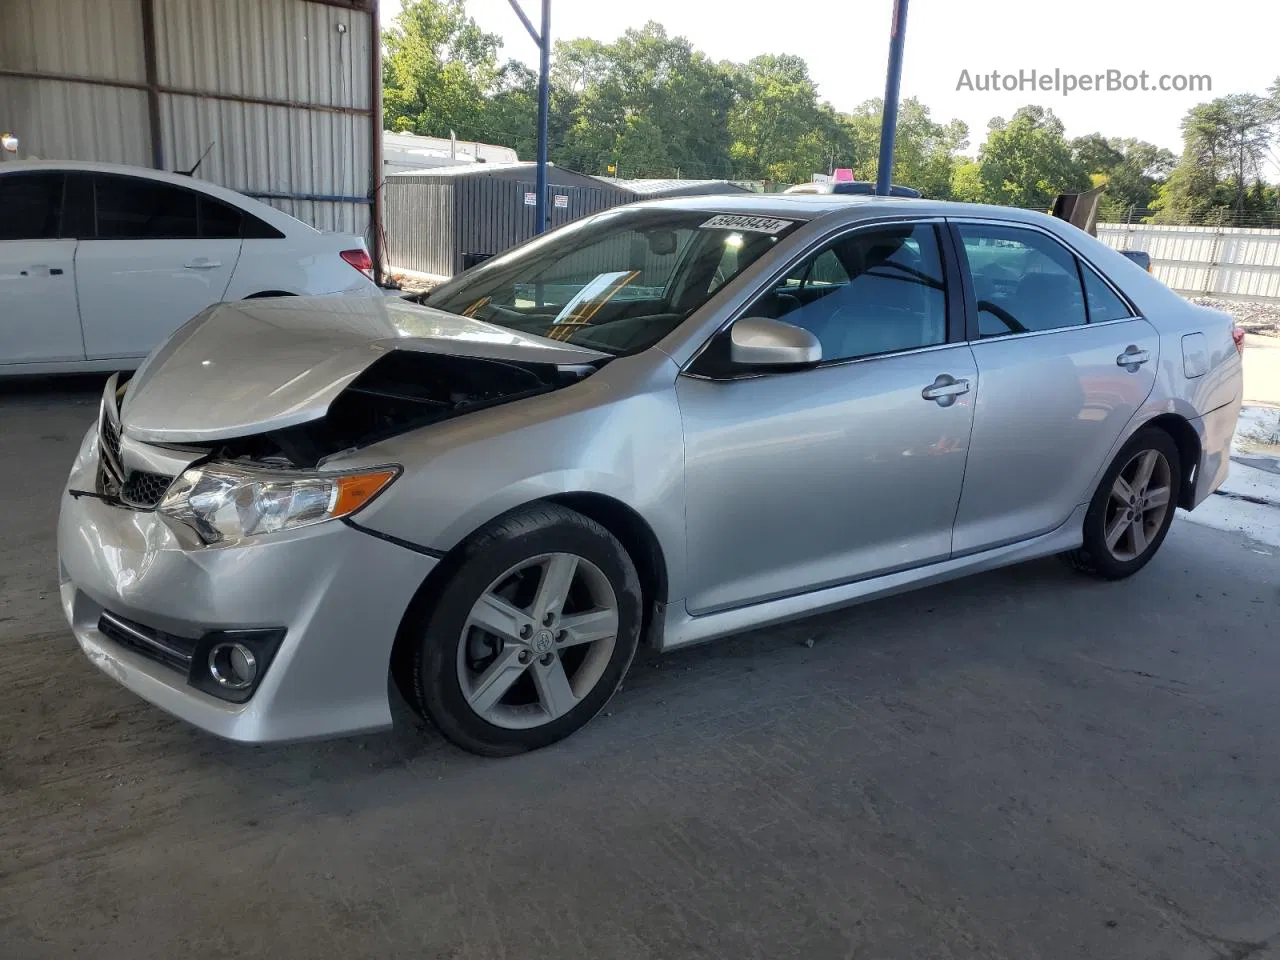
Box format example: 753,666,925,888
456,552,620,730
1103,448,1173,562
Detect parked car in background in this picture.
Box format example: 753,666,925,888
0,161,380,375
785,180,922,198
58,195,1243,756
1119,249,1153,272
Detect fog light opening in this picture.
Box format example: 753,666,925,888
208,642,258,690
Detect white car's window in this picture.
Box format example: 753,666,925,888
200,196,244,239
425,209,798,356
1080,263,1134,323
95,175,200,240
0,172,64,240
958,224,1087,337
745,223,948,363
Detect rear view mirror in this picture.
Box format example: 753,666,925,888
730,317,821,369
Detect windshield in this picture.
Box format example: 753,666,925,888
424,208,799,356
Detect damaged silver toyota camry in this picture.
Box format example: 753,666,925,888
58,195,1243,755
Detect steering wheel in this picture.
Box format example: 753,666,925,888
977,299,1027,334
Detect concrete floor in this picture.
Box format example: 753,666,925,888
3,378,1280,960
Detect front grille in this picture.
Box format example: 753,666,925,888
97,380,174,509
101,411,121,462
121,470,174,508
97,610,198,674
98,390,125,498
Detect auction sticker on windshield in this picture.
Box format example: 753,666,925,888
700,214,794,233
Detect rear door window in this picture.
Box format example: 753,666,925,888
0,172,65,240
199,196,243,239
94,175,199,239
956,224,1087,337
1080,263,1134,323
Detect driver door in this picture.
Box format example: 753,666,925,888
675,220,978,615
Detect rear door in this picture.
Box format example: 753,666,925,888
948,219,1159,554
0,170,84,365
75,173,241,360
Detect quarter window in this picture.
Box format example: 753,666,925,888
957,224,1087,337
0,172,64,240
1080,263,1134,323
199,196,244,239
745,223,948,363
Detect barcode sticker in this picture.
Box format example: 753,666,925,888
700,214,794,234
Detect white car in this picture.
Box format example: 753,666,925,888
0,160,381,375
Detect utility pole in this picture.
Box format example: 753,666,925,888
507,0,552,233
875,0,909,196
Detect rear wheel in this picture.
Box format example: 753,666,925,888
1064,428,1181,580
408,504,642,756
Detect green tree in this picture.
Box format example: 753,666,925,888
1072,134,1175,219
727,54,830,183
950,160,986,203
549,25,737,178
975,106,1091,209
827,98,968,197
1152,93,1278,223
382,0,504,139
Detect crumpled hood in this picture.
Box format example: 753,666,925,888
120,295,607,444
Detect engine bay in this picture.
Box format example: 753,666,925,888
166,349,600,469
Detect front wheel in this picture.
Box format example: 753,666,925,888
1064,428,1182,580
409,504,642,756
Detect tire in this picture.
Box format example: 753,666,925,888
408,504,643,756
1063,427,1182,580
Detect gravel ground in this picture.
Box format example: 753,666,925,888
4,381,1280,960
1188,297,1280,336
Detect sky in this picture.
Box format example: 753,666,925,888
381,0,1280,169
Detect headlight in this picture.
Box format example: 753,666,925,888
157,462,399,545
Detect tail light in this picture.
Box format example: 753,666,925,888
1232,324,1246,356
340,248,374,281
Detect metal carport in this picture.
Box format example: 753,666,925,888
0,0,384,276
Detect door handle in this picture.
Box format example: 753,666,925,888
184,259,221,269
921,374,970,406
1116,346,1150,369
18,265,62,277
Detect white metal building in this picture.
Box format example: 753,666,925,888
0,0,383,273
383,130,518,174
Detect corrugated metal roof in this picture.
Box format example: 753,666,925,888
388,162,611,191
389,161,546,178
599,177,750,196
383,131,518,169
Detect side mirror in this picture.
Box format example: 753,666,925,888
729,317,822,369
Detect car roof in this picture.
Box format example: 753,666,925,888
0,159,312,235
625,192,1067,230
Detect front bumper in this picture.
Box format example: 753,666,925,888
57,427,437,743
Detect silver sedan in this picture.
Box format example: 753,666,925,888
58,196,1244,755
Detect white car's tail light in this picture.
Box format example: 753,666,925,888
1232,324,1246,356
340,247,375,280
158,462,398,545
